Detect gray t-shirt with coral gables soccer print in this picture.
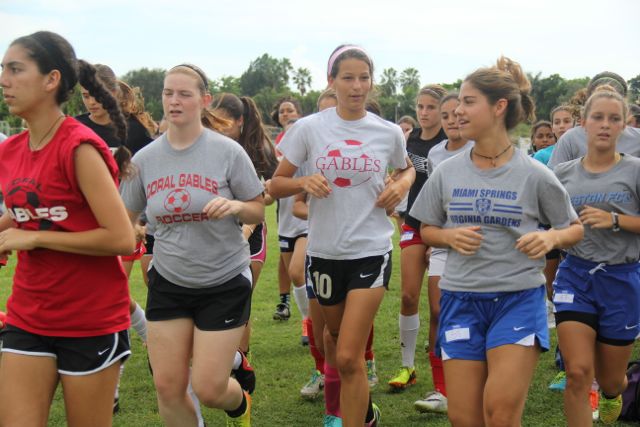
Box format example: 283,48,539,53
554,155,640,264
279,107,408,260
410,146,578,293
278,163,310,239
121,129,264,288
548,126,640,168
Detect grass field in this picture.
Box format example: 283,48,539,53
0,203,638,426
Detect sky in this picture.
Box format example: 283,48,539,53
1,0,638,91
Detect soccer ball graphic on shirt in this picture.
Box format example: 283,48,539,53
317,140,379,188
164,188,191,213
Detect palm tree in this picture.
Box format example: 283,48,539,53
293,68,313,96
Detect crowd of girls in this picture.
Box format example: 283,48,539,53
1,30,640,427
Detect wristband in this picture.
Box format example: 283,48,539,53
611,211,620,232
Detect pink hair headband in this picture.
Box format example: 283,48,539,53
326,45,370,78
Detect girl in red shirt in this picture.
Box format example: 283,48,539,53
0,31,135,427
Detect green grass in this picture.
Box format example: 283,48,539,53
0,204,638,426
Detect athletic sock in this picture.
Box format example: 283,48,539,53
232,350,242,370
429,351,446,396
324,362,341,417
293,285,309,318
399,314,420,367
225,391,247,418
307,318,325,373
365,325,375,361
279,292,291,306
130,302,147,343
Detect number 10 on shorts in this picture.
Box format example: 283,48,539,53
312,271,333,299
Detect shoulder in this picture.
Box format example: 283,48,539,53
552,157,580,177
622,126,640,141
428,140,448,157
557,126,585,145
59,117,107,147
74,113,91,125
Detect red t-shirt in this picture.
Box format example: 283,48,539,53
0,117,130,337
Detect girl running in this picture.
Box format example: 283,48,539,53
0,31,135,427
76,62,154,413
409,57,583,427
270,44,415,427
271,96,304,322
533,106,575,166
388,84,447,391
413,93,473,414
553,86,640,426
548,72,640,168
120,64,264,426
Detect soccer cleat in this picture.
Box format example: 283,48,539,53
590,389,599,422
301,319,309,346
226,392,251,427
273,303,291,321
232,351,256,395
414,391,448,414
300,369,324,400
323,414,342,427
366,403,381,427
599,393,622,425
548,371,566,391
367,359,379,388
112,397,120,414
388,366,416,390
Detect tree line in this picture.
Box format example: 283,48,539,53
1,53,638,135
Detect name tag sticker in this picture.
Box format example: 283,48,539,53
553,292,574,304
445,327,470,342
400,231,414,242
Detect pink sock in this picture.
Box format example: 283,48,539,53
324,362,341,417
307,318,325,373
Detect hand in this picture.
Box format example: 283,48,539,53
203,197,242,220
376,179,409,214
303,174,331,199
579,205,614,229
0,228,38,252
516,231,555,259
444,226,483,255
133,224,147,244
264,179,272,196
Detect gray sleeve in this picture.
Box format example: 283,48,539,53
120,162,147,214
548,133,575,168
537,169,578,228
390,127,409,170
229,148,265,201
408,169,446,227
279,123,308,168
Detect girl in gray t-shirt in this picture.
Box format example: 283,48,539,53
270,45,415,427
410,57,582,427
121,64,264,426
553,88,640,425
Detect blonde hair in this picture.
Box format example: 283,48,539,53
165,65,229,132
583,85,628,120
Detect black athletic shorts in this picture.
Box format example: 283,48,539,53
306,251,392,306
249,222,266,262
278,234,308,253
146,266,252,331
0,325,130,375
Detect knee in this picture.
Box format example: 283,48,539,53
154,374,190,405
288,267,304,286
484,405,519,427
335,350,363,378
401,291,419,312
564,363,593,392
191,377,229,409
